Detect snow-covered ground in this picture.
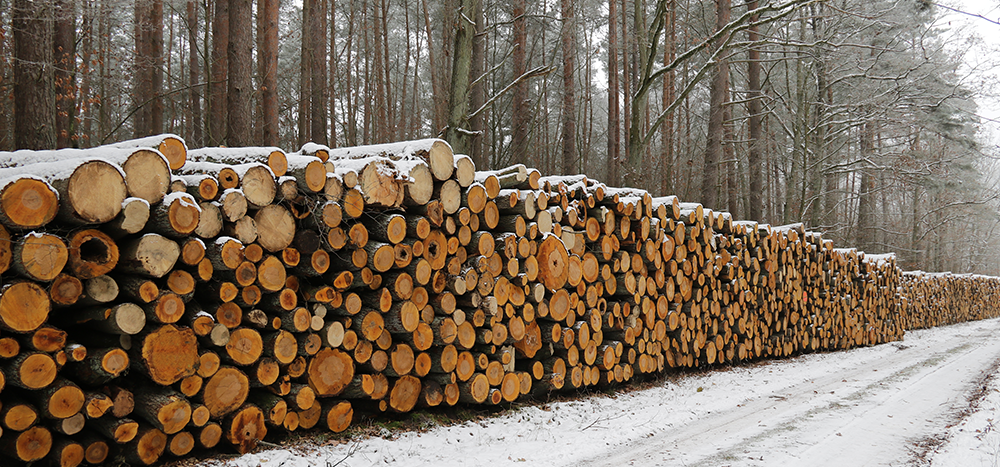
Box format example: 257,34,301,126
216,318,1000,467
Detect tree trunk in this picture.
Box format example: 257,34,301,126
329,0,338,145
2,426,52,462
0,15,11,150
700,0,730,209
227,0,252,146
510,0,528,166
256,0,278,145
469,0,485,167
224,404,266,453
13,0,55,150
133,1,147,137
620,0,630,178
311,0,330,144
625,0,650,186
607,0,620,185
560,0,576,175
443,0,476,155
660,0,676,196
134,0,163,138
78,0,94,147
373,0,387,142
209,0,229,145
724,90,738,216
298,0,311,147
856,119,875,251
149,0,163,135
309,0,328,145
187,0,203,147
746,0,763,221
420,0,443,135
788,14,808,223
54,0,76,149
910,182,921,267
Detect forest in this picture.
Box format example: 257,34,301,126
2,0,999,274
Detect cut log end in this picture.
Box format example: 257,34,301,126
139,324,199,385
65,160,127,224
427,140,455,181
388,375,422,413
158,137,188,171
122,149,171,204
324,400,353,433
255,205,296,252
10,426,52,462
0,178,59,229
126,426,167,465
67,229,119,279
0,281,50,333
119,233,180,279
307,348,355,397
224,405,267,454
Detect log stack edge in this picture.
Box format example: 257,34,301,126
0,134,992,466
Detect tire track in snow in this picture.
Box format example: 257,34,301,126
571,319,1000,467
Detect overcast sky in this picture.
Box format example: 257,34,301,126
939,1,1000,145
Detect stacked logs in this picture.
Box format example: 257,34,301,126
900,272,1000,329
0,134,985,466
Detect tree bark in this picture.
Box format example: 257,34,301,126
510,0,528,166
54,0,76,148
227,0,252,146
700,0,730,209
78,1,93,147
746,0,763,221
13,0,55,150
149,0,163,135
442,0,477,155
560,0,577,175
257,0,279,145
309,0,328,145
209,0,229,145
298,0,311,147
188,0,203,147
856,119,875,251
620,0,630,177
373,0,387,142
607,0,620,185
133,0,163,138
329,0,338,145
469,0,485,167
660,0,676,196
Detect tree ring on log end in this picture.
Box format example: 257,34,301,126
122,149,171,204
67,160,127,224
0,281,50,332
140,324,199,385
307,348,354,396
1,178,58,229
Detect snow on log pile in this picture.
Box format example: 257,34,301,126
0,134,984,466
900,271,1000,329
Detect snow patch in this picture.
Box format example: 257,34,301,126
163,192,201,211
214,236,242,246
123,197,150,209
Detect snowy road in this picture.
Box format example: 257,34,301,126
575,319,1000,467
224,318,1000,467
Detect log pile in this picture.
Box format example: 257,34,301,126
0,133,984,466
900,272,1000,329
